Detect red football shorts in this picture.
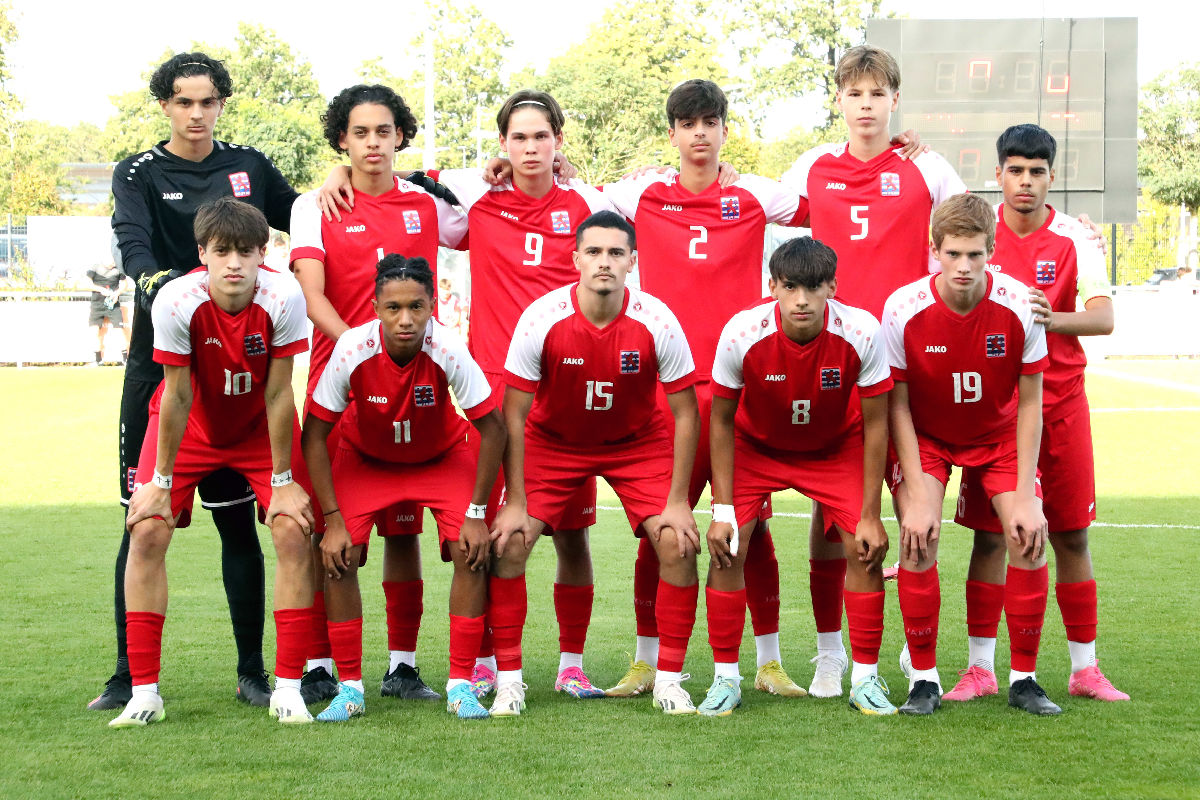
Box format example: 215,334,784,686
524,426,671,536
956,397,1093,533
330,439,478,562
733,434,863,537
890,433,1039,504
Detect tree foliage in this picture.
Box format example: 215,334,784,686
1139,63,1200,213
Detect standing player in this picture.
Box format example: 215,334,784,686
601,79,810,698
491,211,702,716
290,84,468,703
109,198,315,727
702,237,895,716
96,52,302,712
86,263,130,365
432,91,618,699
780,45,966,697
302,255,505,721
946,124,1126,702
883,193,1057,716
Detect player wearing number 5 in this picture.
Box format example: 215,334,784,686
490,211,703,716
882,194,1050,716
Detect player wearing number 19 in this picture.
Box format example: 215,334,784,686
882,193,1052,716
110,198,316,728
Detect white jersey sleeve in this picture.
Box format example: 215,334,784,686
435,169,494,212
827,300,890,389
312,321,379,415
254,269,310,350
150,272,205,358
396,178,469,248
503,286,575,384
912,150,968,208
426,319,493,412
711,307,766,392
780,143,843,197
881,278,936,372
627,289,695,386
600,172,669,220
1050,211,1112,303
565,178,618,214
288,190,325,261
989,272,1049,366
735,174,804,225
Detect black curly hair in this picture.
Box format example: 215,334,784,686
375,254,434,298
322,84,419,154
149,52,233,102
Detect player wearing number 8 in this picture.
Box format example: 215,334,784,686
882,193,1051,716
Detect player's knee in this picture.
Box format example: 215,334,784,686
971,530,1006,561
129,520,171,560
271,517,308,563
552,528,591,561
1049,529,1089,559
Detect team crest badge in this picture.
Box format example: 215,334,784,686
720,196,741,220
403,209,422,234
244,333,266,356
985,333,1006,358
126,467,138,494
821,368,841,389
620,350,640,374
228,172,251,198
414,384,436,407
1036,260,1056,285
551,210,571,234
881,173,900,196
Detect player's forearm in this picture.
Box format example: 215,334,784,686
708,399,737,505
500,390,533,504
294,260,350,342
264,359,298,475
300,418,338,512
470,410,507,506
666,389,700,505
888,385,925,497
1050,297,1114,337
155,373,192,476
1015,373,1044,498
860,394,889,520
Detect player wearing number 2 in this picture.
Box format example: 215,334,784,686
882,193,1053,716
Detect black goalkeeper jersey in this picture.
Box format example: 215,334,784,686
111,139,299,381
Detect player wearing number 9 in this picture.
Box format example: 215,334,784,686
881,193,1050,716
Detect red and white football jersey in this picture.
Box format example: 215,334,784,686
988,204,1110,421
434,170,615,375
882,271,1048,448
603,173,807,380
151,266,309,447
504,285,695,446
308,318,494,464
782,145,965,317
712,298,892,453
289,176,468,395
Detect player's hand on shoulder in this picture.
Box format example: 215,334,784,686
552,152,577,182
459,517,491,571
1028,288,1053,328
716,161,739,187
854,517,889,572
706,521,736,569
1076,213,1109,255
317,166,354,222
136,268,187,313
126,483,175,532
267,481,314,534
891,129,930,160
320,515,352,578
483,157,512,186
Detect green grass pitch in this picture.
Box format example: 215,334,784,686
0,362,1197,799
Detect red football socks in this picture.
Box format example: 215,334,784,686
309,590,331,660
745,531,781,636
1056,579,1098,643
810,558,847,633
706,587,747,664
844,590,885,665
1005,564,1049,673
655,580,698,673
488,575,527,672
327,617,363,682
965,579,1005,638
449,614,485,681
126,610,165,686
554,583,593,655
274,607,313,681
383,579,423,652
898,566,940,671
633,537,659,637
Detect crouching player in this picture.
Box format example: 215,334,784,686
883,193,1055,716
703,237,894,716
301,255,505,721
490,211,702,716
111,198,316,727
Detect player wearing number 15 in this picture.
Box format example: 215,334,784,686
111,198,316,728
882,193,1050,716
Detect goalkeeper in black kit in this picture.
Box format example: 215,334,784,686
90,51,300,711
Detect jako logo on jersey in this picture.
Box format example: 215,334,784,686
821,368,841,389
620,350,640,374
403,209,422,234
244,333,266,357
562,357,585,365
551,210,571,234
394,513,417,523
367,395,388,404
345,225,366,233
1036,260,1056,285
880,172,900,196
204,337,223,347
720,196,740,220
824,182,846,191
162,192,183,200
925,345,947,353
414,384,435,407
764,374,786,382
228,171,251,198
985,334,1007,358
661,204,683,211
500,211,519,221
986,263,1002,272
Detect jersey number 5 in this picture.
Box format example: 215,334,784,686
850,206,868,241
585,380,613,411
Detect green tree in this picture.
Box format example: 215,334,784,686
1139,63,1200,213
722,0,881,132
0,0,16,127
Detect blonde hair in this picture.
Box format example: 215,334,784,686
931,194,995,251
835,45,901,93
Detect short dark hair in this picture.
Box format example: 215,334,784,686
769,237,838,288
666,79,728,127
575,210,636,251
996,123,1057,168
931,193,996,251
150,52,233,102
375,254,434,298
193,197,269,250
322,84,419,154
497,90,565,137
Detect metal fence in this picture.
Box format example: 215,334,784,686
0,217,29,278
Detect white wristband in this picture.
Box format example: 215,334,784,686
465,503,488,520
152,470,173,489
711,503,736,526
271,470,293,488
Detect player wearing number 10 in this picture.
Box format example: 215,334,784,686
882,193,1052,716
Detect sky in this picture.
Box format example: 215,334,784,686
5,0,1196,129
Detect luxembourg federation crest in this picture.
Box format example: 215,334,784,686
1036,260,1056,285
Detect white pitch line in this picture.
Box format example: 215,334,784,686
597,505,1200,531
1088,367,1200,395
1091,406,1200,413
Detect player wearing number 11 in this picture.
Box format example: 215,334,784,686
882,193,1050,716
